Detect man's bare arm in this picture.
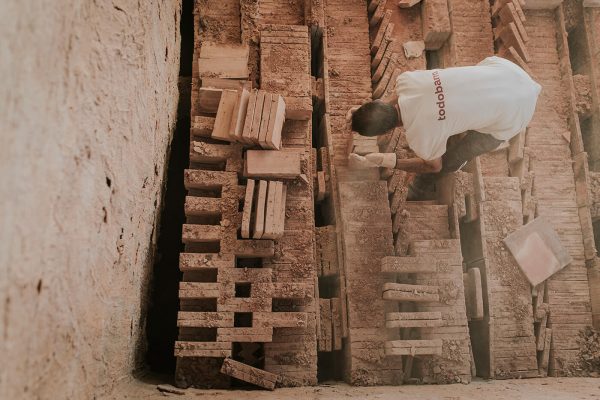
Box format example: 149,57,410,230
395,157,442,174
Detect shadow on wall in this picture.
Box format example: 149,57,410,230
142,0,194,376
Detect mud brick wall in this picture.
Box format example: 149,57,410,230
570,2,600,330
339,181,402,385
524,9,594,376
0,1,181,398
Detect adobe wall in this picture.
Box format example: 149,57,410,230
0,1,181,398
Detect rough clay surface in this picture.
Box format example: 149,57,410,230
0,1,181,399
113,377,600,400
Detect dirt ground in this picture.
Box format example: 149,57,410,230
113,376,600,400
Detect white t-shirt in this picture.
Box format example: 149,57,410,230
395,56,542,160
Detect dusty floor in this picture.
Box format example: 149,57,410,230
114,376,600,399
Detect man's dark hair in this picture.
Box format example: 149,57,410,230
351,101,398,136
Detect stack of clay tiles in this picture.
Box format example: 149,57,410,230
241,149,303,241
201,72,287,149
174,3,317,389
490,0,531,73
382,201,473,384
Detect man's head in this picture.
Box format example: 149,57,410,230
351,100,399,136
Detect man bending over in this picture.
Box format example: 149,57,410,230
347,56,541,195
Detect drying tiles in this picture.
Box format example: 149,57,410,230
210,88,286,149
241,179,287,240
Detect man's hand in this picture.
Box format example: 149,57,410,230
365,153,397,168
348,153,377,169
348,153,397,169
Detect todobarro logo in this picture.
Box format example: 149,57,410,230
432,70,446,121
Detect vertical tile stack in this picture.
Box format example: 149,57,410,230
490,0,531,72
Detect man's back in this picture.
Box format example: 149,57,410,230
396,56,542,160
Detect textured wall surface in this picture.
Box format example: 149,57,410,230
0,1,181,398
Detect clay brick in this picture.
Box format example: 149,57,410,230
385,311,443,328
179,253,234,271
177,311,234,328
242,89,258,144
179,282,221,299
211,89,238,142
254,312,308,328
382,283,440,302
463,268,484,320
498,2,529,42
372,41,394,83
265,95,286,149
369,0,388,27
197,88,222,114
233,239,275,258
182,224,223,243
539,328,552,375
217,297,272,313
318,299,332,352
244,150,302,179
311,77,324,102
503,217,573,286
398,0,423,7
175,341,232,358
276,183,287,238
283,96,312,120
217,327,274,343
220,358,277,390
252,180,268,239
371,13,393,56
422,0,451,50
523,0,562,9
373,61,397,99
250,90,267,144
372,36,393,70
184,196,221,217
231,88,251,141
495,22,530,62
191,116,215,137
316,171,327,201
197,78,252,114
316,226,338,276
381,255,460,274
384,339,443,356
271,282,312,299
508,129,526,164
262,181,280,239
241,179,255,239
331,297,343,350
190,141,238,164
258,93,273,148
368,0,381,13
199,42,249,79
